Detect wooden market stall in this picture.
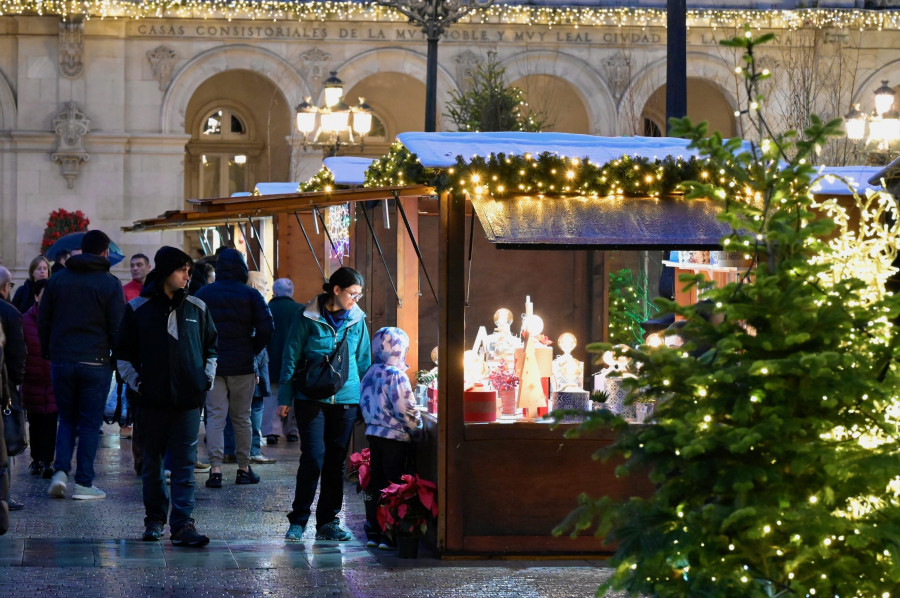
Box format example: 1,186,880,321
125,132,887,557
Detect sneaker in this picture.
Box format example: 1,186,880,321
171,521,210,547
284,523,305,542
235,466,260,485
378,538,397,550
7,498,24,511
286,434,299,442
142,520,165,541
205,472,223,489
194,462,211,473
72,484,106,500
315,521,352,541
48,470,68,498
265,435,279,445
249,454,276,464
119,426,133,439
223,455,237,464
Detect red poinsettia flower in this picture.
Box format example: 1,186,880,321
377,474,438,539
348,448,371,490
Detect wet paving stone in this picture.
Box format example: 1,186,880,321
0,423,617,597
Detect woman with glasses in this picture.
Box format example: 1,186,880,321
276,267,371,542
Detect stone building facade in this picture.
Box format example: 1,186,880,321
0,3,899,277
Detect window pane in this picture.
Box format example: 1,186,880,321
201,154,221,198
203,111,222,136
231,114,246,135
228,156,247,196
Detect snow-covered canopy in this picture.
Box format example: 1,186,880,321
323,156,375,186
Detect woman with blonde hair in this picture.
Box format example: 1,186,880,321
12,255,51,313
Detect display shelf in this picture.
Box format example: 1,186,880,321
662,260,748,273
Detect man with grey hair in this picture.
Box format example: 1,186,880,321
263,278,300,445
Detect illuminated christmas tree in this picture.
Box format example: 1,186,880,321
560,31,900,597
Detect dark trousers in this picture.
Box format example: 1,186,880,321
51,362,111,486
26,411,58,465
288,401,357,530
365,435,414,537
139,407,201,532
0,401,9,535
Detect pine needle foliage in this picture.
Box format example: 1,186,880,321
445,54,547,132
556,30,900,598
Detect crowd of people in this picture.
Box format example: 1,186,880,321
0,230,423,549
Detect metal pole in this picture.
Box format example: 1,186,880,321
293,212,327,283
359,203,401,305
425,35,439,133
666,0,687,134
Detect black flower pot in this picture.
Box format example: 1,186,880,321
397,536,419,559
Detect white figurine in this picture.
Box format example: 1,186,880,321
552,332,584,391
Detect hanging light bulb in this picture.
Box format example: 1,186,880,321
295,97,317,136
874,80,896,117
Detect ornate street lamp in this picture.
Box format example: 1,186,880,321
845,80,899,165
375,0,494,132
296,71,373,156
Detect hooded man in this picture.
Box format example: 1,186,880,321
194,249,273,488
116,246,217,547
39,230,125,501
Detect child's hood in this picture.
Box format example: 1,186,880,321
371,327,409,370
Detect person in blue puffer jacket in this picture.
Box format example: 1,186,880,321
358,327,422,549
277,267,371,542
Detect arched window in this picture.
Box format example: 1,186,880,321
193,106,256,198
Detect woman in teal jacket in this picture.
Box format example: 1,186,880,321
277,267,371,542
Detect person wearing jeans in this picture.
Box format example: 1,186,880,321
38,230,125,501
116,246,218,546
277,267,371,542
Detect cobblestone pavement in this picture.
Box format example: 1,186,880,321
0,423,620,597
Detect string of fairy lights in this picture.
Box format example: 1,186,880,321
2,0,900,31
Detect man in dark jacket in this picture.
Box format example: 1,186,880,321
262,278,301,445
116,247,217,547
195,249,273,488
38,230,125,501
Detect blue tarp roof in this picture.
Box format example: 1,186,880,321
323,156,375,186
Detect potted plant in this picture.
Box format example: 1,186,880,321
488,366,520,416
41,208,89,253
377,474,438,558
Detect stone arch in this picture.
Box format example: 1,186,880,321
624,52,739,135
161,44,308,134
0,72,16,130
853,60,900,112
338,47,457,131
500,50,614,135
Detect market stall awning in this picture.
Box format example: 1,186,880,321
123,185,434,233
470,194,731,249
323,156,375,185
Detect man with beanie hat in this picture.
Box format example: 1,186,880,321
39,229,125,501
116,247,218,547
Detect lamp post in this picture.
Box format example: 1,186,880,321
845,80,899,166
375,0,494,132
295,71,373,156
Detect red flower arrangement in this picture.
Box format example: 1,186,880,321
488,366,519,391
377,474,438,539
41,208,89,253
348,448,371,491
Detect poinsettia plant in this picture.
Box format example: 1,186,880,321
41,208,89,253
488,366,519,391
347,448,370,492
377,474,438,540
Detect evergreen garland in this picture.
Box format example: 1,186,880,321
557,30,900,597
297,166,338,193
608,268,656,345
448,152,719,199
363,141,447,189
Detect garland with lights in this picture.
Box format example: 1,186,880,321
297,165,339,193
363,141,446,189
559,30,900,597
2,1,900,32
449,152,715,199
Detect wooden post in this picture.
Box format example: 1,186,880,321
438,189,466,553
396,196,420,376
